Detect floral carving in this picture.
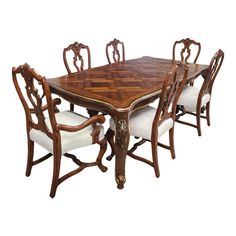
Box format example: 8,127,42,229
116,119,128,148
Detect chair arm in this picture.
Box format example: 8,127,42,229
56,115,105,132
41,98,61,111
29,98,61,114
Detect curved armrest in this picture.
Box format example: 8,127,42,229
29,98,61,114
56,114,105,132
42,98,61,111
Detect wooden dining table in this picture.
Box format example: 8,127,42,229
47,56,209,189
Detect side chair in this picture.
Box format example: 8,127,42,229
175,49,224,136
12,63,107,198
63,41,91,112
173,38,201,86
106,63,188,178
106,38,125,64
172,38,201,64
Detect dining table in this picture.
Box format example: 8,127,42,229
47,56,209,189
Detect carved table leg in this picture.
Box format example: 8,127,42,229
115,113,129,189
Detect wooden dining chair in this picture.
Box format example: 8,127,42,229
63,41,91,73
172,38,201,63
63,41,91,111
175,49,224,136
173,38,201,86
12,63,107,198
106,38,125,64
106,63,188,178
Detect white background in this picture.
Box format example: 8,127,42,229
0,0,235,235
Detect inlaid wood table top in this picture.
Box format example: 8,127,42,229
48,56,208,112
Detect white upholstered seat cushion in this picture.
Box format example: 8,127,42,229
110,106,173,141
29,111,104,154
177,86,211,112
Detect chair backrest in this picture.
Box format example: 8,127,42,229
152,64,188,138
172,38,201,63
106,38,125,64
12,63,58,139
199,49,224,97
63,42,91,74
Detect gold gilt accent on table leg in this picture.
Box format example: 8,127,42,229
116,119,128,148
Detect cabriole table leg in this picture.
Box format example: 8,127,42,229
115,114,130,189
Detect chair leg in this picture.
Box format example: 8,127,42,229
169,128,176,159
196,110,202,136
206,102,211,126
151,141,160,178
96,138,108,172
106,128,115,161
70,103,74,111
50,149,62,198
26,139,34,177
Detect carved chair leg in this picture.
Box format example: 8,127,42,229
196,110,202,136
151,141,160,178
70,103,74,111
50,150,62,198
106,128,115,161
206,102,211,126
26,139,34,177
96,138,108,172
169,128,176,159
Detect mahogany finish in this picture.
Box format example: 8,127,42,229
13,63,107,198
106,38,125,64
176,49,224,136
47,56,209,189
107,64,188,178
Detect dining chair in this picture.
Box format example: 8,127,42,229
106,63,188,178
12,63,107,198
175,49,224,136
106,38,125,64
172,38,201,63
63,41,91,112
173,38,201,86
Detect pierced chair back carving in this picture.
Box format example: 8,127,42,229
106,38,125,64
12,63,59,140
172,38,201,63
63,42,91,111
63,42,91,74
152,64,188,139
199,49,224,98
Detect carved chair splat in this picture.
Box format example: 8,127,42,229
172,38,201,64
63,42,92,112
106,38,125,64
